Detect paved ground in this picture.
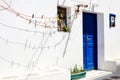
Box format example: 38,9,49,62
80,70,120,80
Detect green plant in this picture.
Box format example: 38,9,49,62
64,26,70,32
70,64,86,80
70,64,84,74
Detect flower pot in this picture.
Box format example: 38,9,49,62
71,71,86,80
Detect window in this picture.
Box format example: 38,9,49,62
109,13,116,28
57,6,69,32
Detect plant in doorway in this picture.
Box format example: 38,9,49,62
70,64,86,80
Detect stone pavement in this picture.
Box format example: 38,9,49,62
80,70,120,80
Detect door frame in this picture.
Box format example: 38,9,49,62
82,11,104,70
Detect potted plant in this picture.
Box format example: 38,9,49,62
70,64,86,80
64,26,70,32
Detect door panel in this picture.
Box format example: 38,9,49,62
83,12,98,70
87,35,94,70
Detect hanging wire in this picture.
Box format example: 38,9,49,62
0,0,56,28
0,0,76,29
0,22,57,34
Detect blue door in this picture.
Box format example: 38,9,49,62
83,12,98,70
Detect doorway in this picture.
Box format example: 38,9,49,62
83,12,98,70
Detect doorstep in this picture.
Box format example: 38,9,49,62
79,70,113,80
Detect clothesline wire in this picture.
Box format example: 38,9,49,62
0,22,57,34
0,0,57,28
0,0,76,29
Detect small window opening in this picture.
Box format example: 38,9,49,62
57,6,69,32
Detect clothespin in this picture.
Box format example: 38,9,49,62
16,13,20,16
47,26,50,28
44,24,47,28
34,20,37,28
29,19,31,24
41,15,44,19
32,14,34,18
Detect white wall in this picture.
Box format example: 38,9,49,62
0,0,120,77
104,1,120,60
90,0,120,70
93,0,120,60
0,0,59,76
0,0,84,77
60,0,120,70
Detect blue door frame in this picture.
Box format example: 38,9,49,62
83,12,98,70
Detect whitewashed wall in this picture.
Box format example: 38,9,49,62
0,0,84,77
0,0,59,76
93,0,120,60
59,0,120,68
0,0,120,77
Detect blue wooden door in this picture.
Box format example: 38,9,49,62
83,12,98,70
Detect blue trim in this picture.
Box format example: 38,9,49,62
109,13,116,28
83,12,98,70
